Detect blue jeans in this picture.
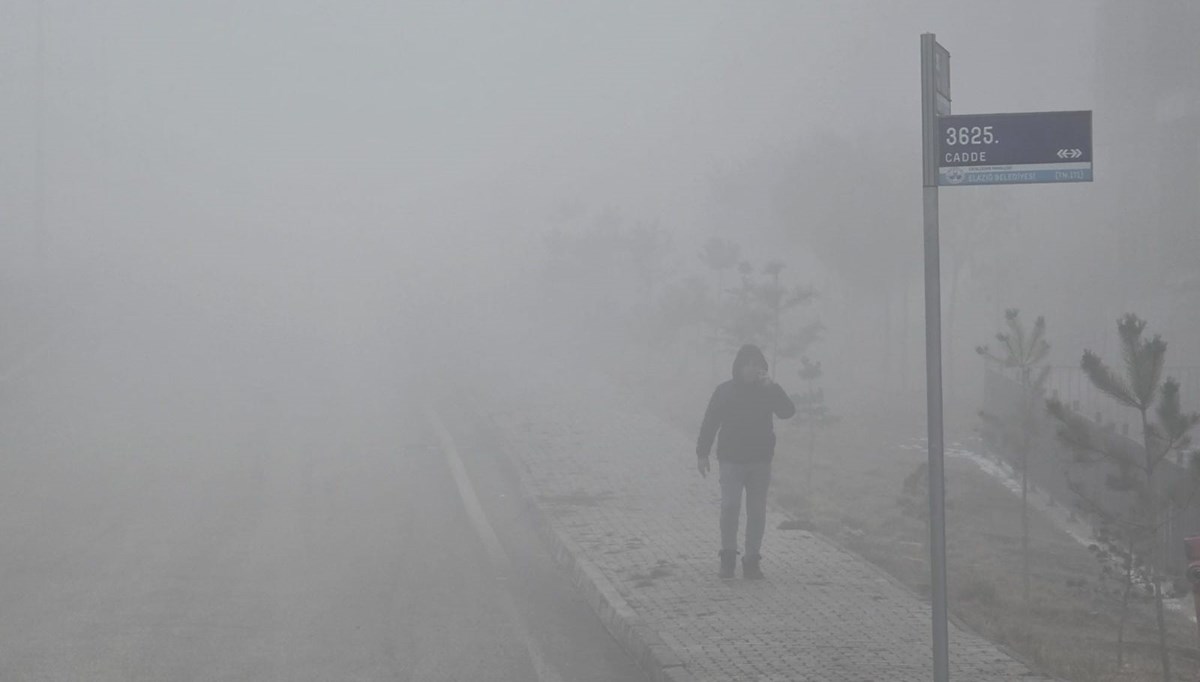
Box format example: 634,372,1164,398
718,459,772,557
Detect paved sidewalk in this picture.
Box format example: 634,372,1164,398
477,366,1052,681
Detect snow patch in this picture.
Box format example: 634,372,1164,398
904,437,1198,623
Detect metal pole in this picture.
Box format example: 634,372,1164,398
34,0,49,293
920,32,949,682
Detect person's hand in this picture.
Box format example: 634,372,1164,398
697,455,710,478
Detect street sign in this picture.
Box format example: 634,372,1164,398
933,42,951,116
938,110,1092,186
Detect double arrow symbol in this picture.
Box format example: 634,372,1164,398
1057,148,1083,159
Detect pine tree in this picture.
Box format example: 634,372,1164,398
976,309,1050,607
758,260,817,378
790,357,838,500
1046,314,1200,680
699,238,741,381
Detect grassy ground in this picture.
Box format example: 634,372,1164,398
622,365,1200,682
772,403,1200,682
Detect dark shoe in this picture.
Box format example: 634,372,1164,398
743,554,764,580
718,550,738,579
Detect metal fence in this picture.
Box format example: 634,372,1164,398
983,364,1200,573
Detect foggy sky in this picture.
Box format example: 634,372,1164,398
1,1,1147,410
3,1,1097,268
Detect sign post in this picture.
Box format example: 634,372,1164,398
920,33,1091,682
919,33,950,682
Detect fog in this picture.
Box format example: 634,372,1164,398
2,2,1120,380
2,1,1198,679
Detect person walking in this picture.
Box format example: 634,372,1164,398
696,344,796,579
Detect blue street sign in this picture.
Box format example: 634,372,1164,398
938,110,1092,186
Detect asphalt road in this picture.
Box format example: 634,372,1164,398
0,318,646,681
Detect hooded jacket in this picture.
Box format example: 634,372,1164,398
696,345,796,462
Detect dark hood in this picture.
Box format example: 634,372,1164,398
731,344,768,379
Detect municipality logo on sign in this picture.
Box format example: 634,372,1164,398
943,167,965,185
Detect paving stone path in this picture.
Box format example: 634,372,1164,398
477,365,1052,681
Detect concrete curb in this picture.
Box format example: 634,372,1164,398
476,410,696,682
